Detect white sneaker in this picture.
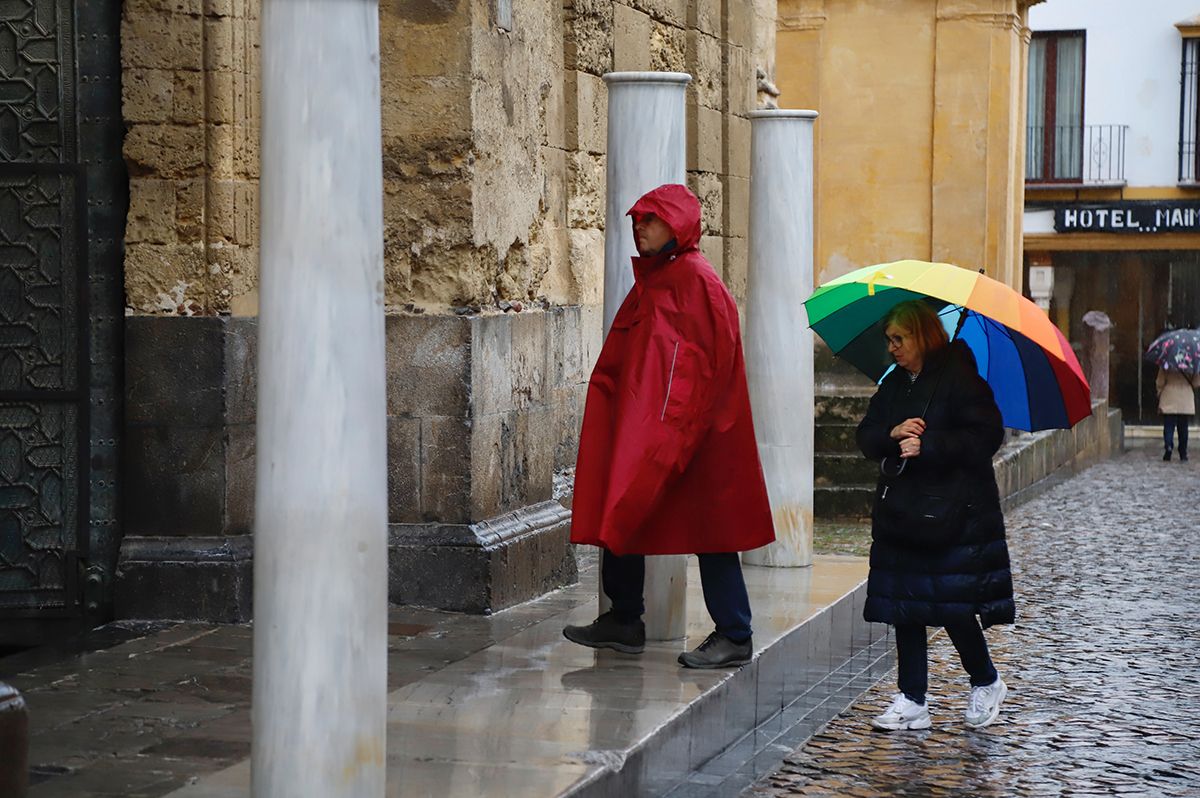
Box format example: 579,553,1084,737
965,677,1007,728
871,693,931,731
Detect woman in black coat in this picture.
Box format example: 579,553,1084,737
856,300,1014,731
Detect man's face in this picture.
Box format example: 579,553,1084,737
633,213,674,255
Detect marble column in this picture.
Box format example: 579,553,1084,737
599,72,691,641
743,110,818,568
254,1,388,795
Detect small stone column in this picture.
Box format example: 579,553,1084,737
0,682,28,797
254,1,388,795
599,71,691,641
742,110,818,568
1081,310,1113,403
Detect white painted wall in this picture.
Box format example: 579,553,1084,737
1030,0,1197,187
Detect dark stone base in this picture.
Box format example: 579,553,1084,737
114,536,253,623
388,501,577,613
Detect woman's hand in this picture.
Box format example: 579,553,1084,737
890,418,926,440
899,436,921,459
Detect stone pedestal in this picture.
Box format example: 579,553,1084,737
115,316,256,623
600,71,691,641
1082,310,1113,403
743,110,818,568
254,0,388,794
114,308,592,621
384,307,593,613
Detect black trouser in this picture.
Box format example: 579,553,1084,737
1163,414,1190,455
601,550,753,642
894,622,998,705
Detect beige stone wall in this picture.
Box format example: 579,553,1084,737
383,0,776,311
776,0,1036,290
121,0,775,315
122,0,261,316
380,0,477,309
560,0,774,308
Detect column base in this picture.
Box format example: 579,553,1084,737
114,536,253,623
388,501,577,613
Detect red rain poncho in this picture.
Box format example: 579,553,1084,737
570,184,775,556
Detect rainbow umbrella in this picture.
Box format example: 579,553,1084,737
804,260,1092,431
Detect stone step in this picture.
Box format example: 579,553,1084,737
814,342,878,395
814,393,872,425
814,423,860,454
567,560,890,798
815,453,877,486
814,485,875,520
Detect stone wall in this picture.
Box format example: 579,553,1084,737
560,0,774,307
116,0,780,618
995,401,1124,511
380,0,777,313
121,0,260,316
119,0,780,317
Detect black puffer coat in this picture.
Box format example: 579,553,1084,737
857,341,1015,629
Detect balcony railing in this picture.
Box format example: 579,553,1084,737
1026,124,1127,186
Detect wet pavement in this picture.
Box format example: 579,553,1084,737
1,551,869,797
747,443,1200,798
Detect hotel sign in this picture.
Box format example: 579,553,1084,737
1053,201,1200,233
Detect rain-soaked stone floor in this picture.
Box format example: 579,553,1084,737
1,550,872,796
746,443,1200,798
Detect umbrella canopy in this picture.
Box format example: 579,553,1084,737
1144,328,1200,376
804,259,1092,431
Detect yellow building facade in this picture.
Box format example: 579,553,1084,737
775,0,1041,290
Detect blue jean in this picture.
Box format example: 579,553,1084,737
1163,414,1189,455
602,550,753,642
894,622,998,705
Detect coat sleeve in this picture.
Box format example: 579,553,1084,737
1156,369,1166,395
856,382,900,462
600,285,732,546
918,370,1004,470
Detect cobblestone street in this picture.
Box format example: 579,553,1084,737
748,443,1200,797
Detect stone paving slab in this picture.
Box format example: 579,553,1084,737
746,444,1200,798
3,552,871,797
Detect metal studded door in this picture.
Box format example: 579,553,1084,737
0,1,123,631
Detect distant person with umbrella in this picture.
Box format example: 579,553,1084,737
1145,327,1200,461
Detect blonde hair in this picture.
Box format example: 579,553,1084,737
883,300,949,357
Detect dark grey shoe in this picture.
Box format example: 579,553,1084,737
677,631,753,669
563,611,645,654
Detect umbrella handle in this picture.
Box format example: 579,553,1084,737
880,456,908,476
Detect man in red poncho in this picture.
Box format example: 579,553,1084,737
563,183,776,669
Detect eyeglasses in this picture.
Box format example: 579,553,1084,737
885,334,906,349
